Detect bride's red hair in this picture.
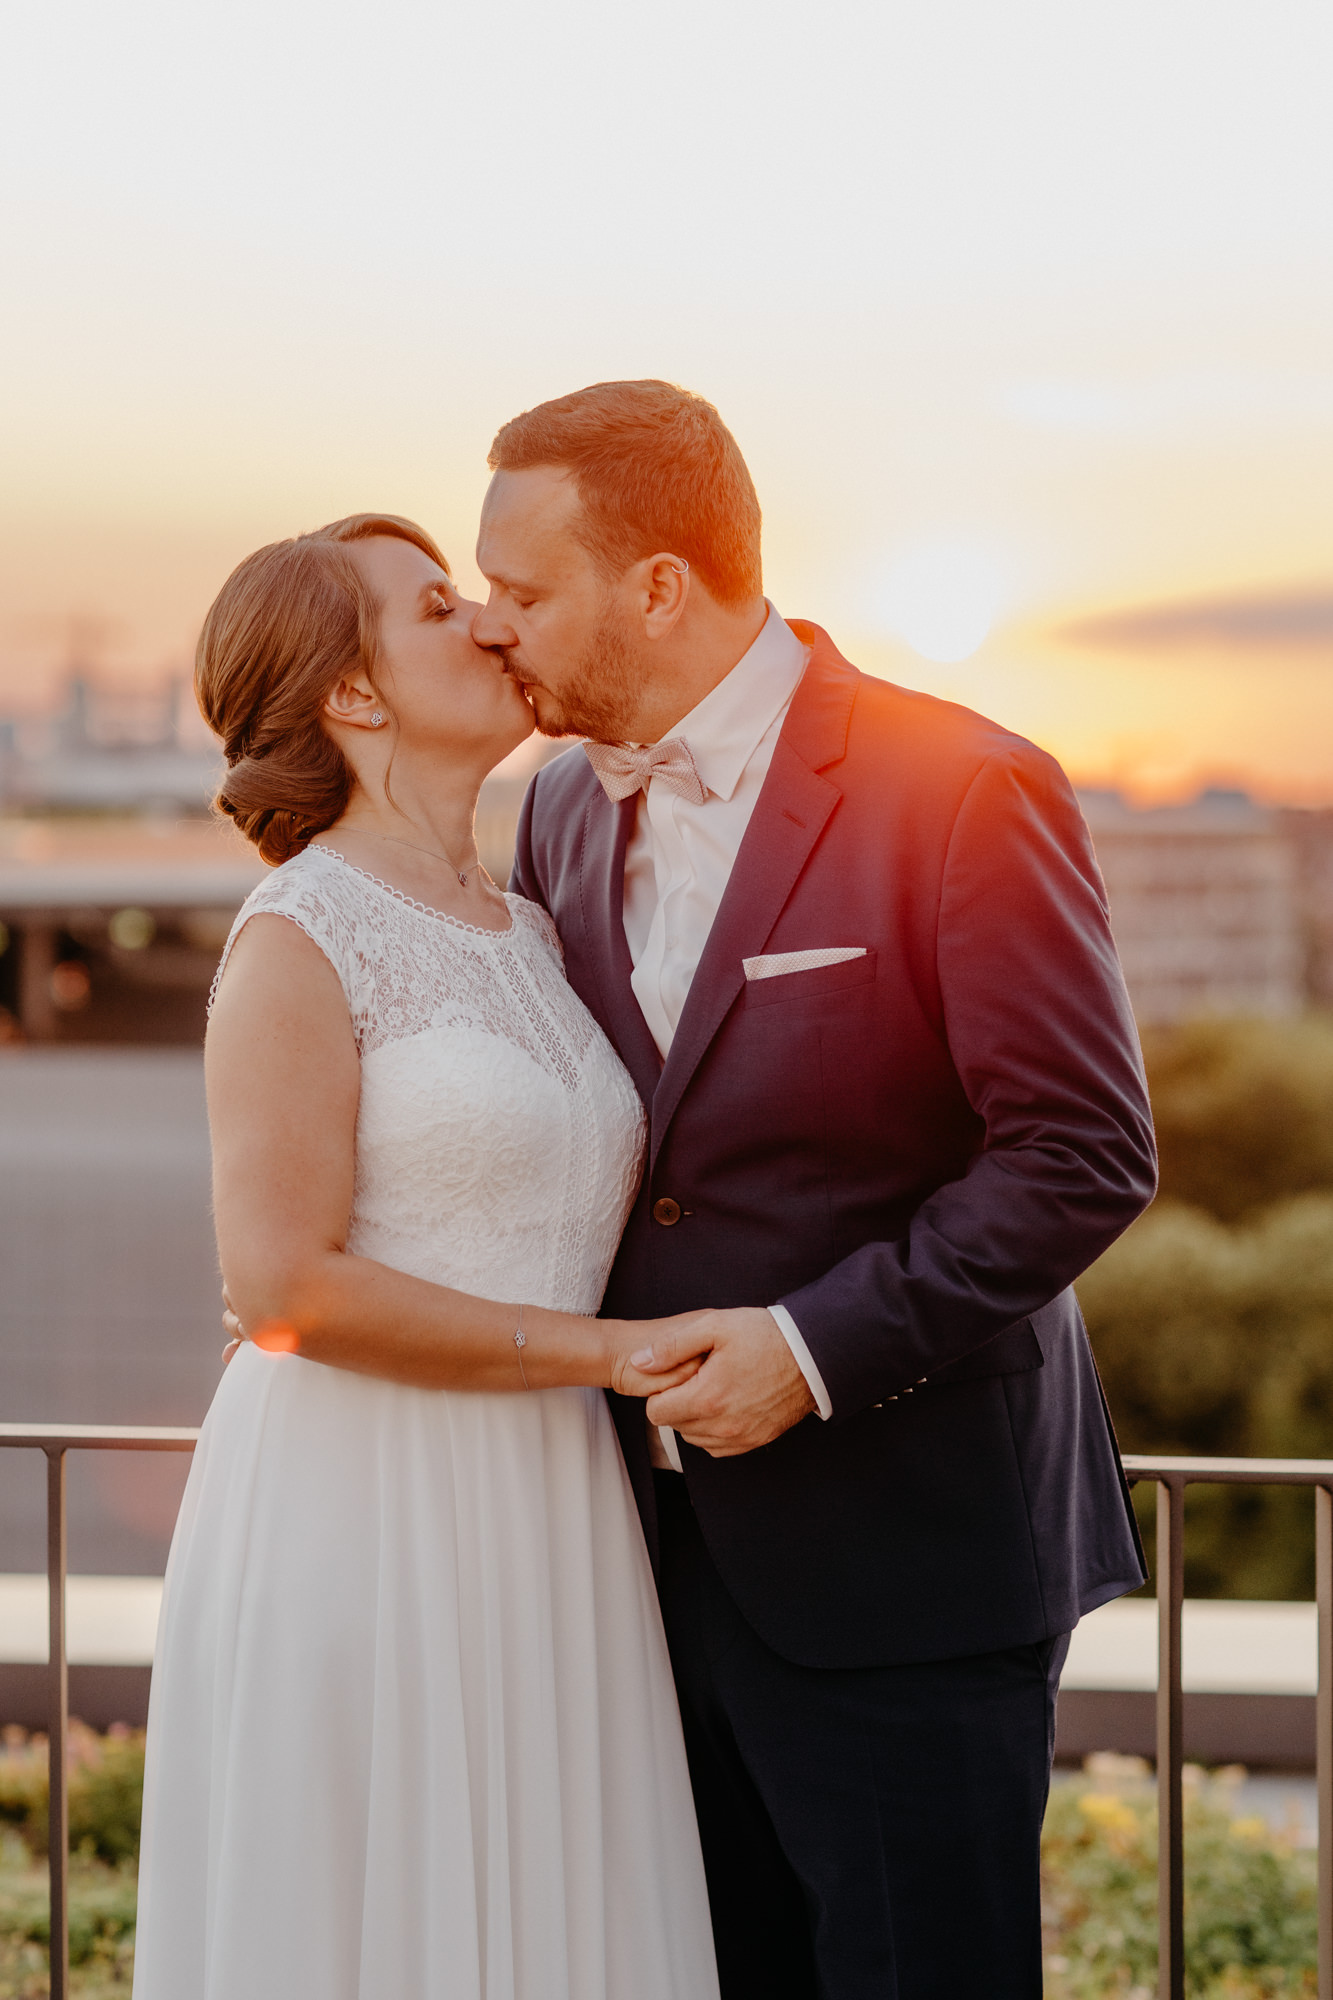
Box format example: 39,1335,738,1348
196,513,449,866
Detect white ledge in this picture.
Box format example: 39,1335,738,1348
1062,1598,1316,1696
0,1575,163,1666
0,1581,1319,1691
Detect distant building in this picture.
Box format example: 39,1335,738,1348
8,727,1331,1040
1275,806,1333,1009
0,818,266,1044
0,675,221,816
1079,788,1304,1025
0,742,574,1044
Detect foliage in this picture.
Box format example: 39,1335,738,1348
0,1729,1319,1997
1143,1014,1333,1223
0,1829,136,1992
1042,1761,1316,1997
0,1728,144,1866
1079,1193,1333,1595
0,1742,44,1857
1077,1014,1333,1597
0,1729,143,1995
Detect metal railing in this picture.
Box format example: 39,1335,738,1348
1122,1454,1333,2000
0,1423,198,2000
0,1429,1329,1998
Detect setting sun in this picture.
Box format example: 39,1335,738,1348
875,541,1007,666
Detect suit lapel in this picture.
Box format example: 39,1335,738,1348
650,744,840,1166
649,633,860,1168
576,787,663,1108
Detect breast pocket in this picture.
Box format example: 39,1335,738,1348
743,948,878,1009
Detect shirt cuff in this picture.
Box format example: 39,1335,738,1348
768,1303,833,1420
648,1416,685,1473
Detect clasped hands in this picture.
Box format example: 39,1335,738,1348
220,1293,815,1459
611,1307,816,1458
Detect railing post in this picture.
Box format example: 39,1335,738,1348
1318,1483,1332,2000
45,1446,69,2000
1157,1475,1185,2000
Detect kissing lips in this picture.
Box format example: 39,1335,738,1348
500,656,544,703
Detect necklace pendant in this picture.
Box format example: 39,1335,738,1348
458,870,468,887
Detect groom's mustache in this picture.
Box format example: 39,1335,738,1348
493,647,537,688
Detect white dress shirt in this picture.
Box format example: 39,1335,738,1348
617,603,833,1470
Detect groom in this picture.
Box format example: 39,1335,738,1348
476,380,1156,1999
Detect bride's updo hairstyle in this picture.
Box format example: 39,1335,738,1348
197,512,451,866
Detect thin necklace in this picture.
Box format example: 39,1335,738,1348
367,829,489,890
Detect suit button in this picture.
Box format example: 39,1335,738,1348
652,1196,683,1226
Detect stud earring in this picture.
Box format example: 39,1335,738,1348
370,711,386,728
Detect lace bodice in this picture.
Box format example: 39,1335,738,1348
213,843,647,1315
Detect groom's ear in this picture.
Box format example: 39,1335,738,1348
639,554,691,640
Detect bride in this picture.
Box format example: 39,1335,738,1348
132,513,720,2000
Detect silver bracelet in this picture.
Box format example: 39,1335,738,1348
514,1305,530,1390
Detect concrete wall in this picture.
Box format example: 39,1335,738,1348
0,1050,222,1572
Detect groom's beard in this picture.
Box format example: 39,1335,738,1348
500,607,642,744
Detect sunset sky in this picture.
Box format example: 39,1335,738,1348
1,0,1330,800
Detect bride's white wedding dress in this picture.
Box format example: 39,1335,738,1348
132,843,718,2000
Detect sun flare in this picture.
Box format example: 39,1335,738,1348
876,542,1006,665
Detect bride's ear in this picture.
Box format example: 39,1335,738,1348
324,673,389,733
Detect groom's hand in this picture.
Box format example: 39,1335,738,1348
635,1309,815,1457
220,1286,245,1367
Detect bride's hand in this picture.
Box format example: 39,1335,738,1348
606,1313,715,1399
627,1307,817,1456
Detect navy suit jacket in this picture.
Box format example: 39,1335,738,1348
511,624,1155,1670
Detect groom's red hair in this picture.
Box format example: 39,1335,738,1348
488,381,763,607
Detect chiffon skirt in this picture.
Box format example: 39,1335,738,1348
132,1342,719,2000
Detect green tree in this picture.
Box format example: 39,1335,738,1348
1144,1014,1333,1220
1079,1015,1333,1596
1079,1194,1333,1596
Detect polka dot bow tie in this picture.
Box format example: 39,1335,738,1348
582,737,707,806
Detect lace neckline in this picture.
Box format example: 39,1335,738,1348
310,845,516,938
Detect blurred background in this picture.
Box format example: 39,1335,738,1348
0,0,1331,1770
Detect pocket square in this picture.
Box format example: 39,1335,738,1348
743,948,867,982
